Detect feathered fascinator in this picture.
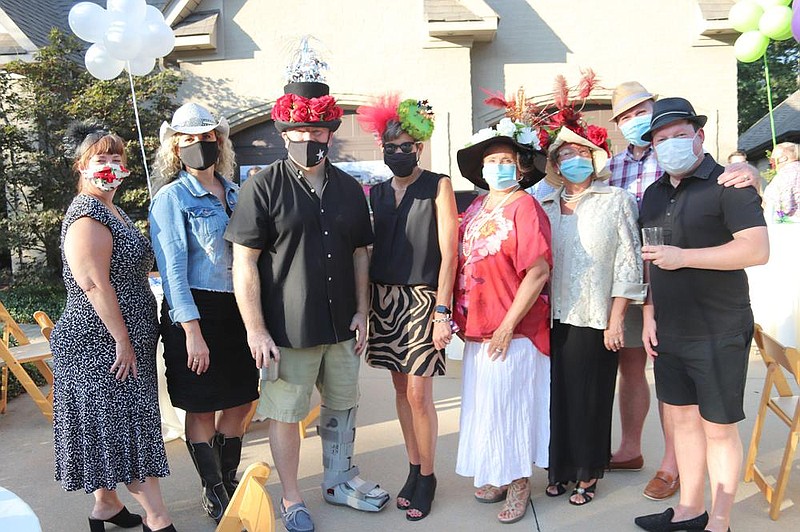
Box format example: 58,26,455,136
480,68,610,156
356,95,435,142
64,120,112,158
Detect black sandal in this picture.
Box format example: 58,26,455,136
406,473,436,521
397,463,421,510
545,482,567,497
569,480,597,506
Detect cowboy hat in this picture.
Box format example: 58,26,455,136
159,102,229,144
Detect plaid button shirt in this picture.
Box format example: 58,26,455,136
608,145,662,209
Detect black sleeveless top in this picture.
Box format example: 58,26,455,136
369,170,446,287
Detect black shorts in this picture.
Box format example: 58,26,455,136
653,327,753,424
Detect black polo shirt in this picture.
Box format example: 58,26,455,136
639,154,765,340
224,158,374,349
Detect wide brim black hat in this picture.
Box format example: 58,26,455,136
457,135,547,190
274,81,342,133
641,97,707,142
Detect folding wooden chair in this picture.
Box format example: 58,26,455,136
0,302,54,419
216,462,276,532
744,324,800,520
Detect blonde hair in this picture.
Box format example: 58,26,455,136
152,132,236,194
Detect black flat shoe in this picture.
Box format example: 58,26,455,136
545,482,567,497
88,506,142,531
397,463,421,510
406,473,436,521
634,507,709,531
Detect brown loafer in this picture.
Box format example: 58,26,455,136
607,455,644,471
643,470,680,500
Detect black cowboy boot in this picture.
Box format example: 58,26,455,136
216,433,243,497
186,438,230,523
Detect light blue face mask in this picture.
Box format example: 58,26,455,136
482,163,518,190
654,134,700,176
619,114,652,147
558,156,594,183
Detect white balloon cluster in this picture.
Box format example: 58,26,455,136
68,0,175,80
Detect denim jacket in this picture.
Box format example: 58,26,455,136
149,171,238,324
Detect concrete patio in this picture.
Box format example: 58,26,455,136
0,347,798,531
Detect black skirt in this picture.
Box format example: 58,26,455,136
548,321,619,484
160,290,258,413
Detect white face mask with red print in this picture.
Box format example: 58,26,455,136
81,163,130,191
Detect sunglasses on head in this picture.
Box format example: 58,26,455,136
384,142,417,154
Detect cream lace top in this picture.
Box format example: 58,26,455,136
542,181,646,330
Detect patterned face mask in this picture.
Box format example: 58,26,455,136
82,163,130,191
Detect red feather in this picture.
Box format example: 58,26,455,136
481,87,510,109
356,94,401,140
553,75,569,109
577,68,598,99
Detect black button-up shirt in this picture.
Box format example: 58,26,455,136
639,154,765,340
224,158,373,348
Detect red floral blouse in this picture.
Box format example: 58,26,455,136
454,193,552,355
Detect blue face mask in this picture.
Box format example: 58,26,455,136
619,114,652,147
558,156,594,183
482,163,518,190
654,134,700,176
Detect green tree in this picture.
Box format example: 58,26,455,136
0,28,181,276
737,39,800,135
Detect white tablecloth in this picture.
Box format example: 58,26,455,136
747,223,800,348
0,487,41,532
149,275,186,442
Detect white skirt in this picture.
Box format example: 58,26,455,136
456,337,550,487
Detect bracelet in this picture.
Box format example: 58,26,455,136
432,317,450,323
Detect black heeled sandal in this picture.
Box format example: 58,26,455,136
142,523,177,532
406,473,436,521
397,463,421,510
88,506,142,531
569,479,597,506
545,482,567,497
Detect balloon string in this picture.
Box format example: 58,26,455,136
763,52,777,152
126,62,153,198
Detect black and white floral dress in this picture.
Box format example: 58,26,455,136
51,194,169,492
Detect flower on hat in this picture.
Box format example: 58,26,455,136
465,115,543,151
271,93,342,125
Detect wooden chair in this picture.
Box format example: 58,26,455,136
744,324,800,520
216,462,276,532
0,302,54,419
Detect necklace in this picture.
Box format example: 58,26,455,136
462,188,518,258
560,186,591,203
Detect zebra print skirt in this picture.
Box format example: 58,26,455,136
366,283,446,377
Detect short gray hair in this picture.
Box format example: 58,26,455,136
382,120,407,144
774,142,799,162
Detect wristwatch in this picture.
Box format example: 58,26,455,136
434,305,451,315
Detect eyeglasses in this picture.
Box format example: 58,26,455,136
384,142,417,154
557,147,592,160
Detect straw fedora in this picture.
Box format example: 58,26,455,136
545,127,611,185
159,102,229,144
609,81,657,122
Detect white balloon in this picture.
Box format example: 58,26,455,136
85,43,125,80
144,4,166,25
104,20,143,61
68,2,111,43
126,56,156,76
139,20,175,58
107,0,147,23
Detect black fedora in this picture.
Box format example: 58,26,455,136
457,135,546,190
641,97,707,142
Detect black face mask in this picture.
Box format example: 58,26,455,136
178,140,219,171
384,151,417,177
288,140,329,168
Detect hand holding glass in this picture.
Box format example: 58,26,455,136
642,227,664,247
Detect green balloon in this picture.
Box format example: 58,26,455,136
773,26,794,41
734,30,769,63
756,0,791,8
729,1,764,32
759,5,793,39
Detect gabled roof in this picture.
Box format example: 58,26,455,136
738,90,800,156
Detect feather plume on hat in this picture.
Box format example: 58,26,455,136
64,120,111,158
